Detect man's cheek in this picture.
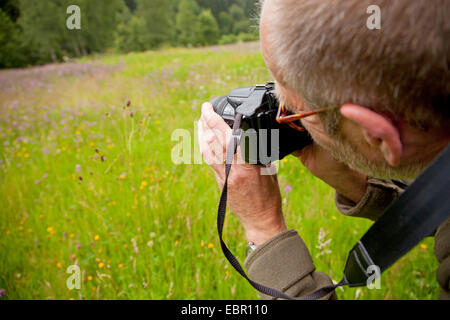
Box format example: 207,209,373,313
301,119,333,150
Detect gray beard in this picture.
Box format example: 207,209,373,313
321,133,425,180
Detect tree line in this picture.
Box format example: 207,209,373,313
0,0,260,68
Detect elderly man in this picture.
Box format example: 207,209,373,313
198,0,449,299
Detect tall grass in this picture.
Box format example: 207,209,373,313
0,43,439,300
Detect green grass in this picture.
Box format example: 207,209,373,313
0,42,440,300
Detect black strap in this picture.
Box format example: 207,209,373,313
217,112,450,299
217,113,346,300
343,144,450,286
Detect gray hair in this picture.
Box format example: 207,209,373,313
264,0,449,132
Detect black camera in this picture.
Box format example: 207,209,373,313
211,82,313,165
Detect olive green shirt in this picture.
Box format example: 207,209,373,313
244,178,450,300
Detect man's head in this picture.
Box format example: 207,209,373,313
260,0,450,179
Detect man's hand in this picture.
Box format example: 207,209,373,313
293,143,368,204
198,103,287,246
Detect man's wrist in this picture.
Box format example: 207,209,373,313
245,223,287,246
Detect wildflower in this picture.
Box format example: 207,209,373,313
100,155,106,162
70,254,76,260
76,243,81,249
18,226,23,231
56,262,62,269
119,172,126,180
420,244,427,251
123,244,128,249
207,243,214,249
126,101,131,107
118,264,123,269
200,240,205,247
94,235,100,241
87,276,93,281
75,164,81,173
27,228,32,233
284,185,293,193
69,233,75,239
315,228,332,258
47,227,53,232
0,289,6,298
147,241,153,247
175,240,179,246
131,238,139,255
139,181,148,190
98,262,104,269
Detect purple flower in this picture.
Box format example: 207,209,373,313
0,289,5,299
284,185,293,193
76,243,81,249
3,141,9,146
75,164,81,173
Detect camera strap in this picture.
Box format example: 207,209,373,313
216,112,450,300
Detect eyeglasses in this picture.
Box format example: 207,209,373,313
275,103,340,131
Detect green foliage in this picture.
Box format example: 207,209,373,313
218,33,237,45
219,32,258,45
236,32,258,42
195,10,220,46
218,11,233,35
135,0,175,50
114,8,147,53
175,0,199,46
1,0,259,68
0,0,20,22
16,0,124,63
0,10,26,68
229,3,245,22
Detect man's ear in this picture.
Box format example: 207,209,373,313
340,104,402,166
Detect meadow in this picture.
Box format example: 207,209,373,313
0,42,439,300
